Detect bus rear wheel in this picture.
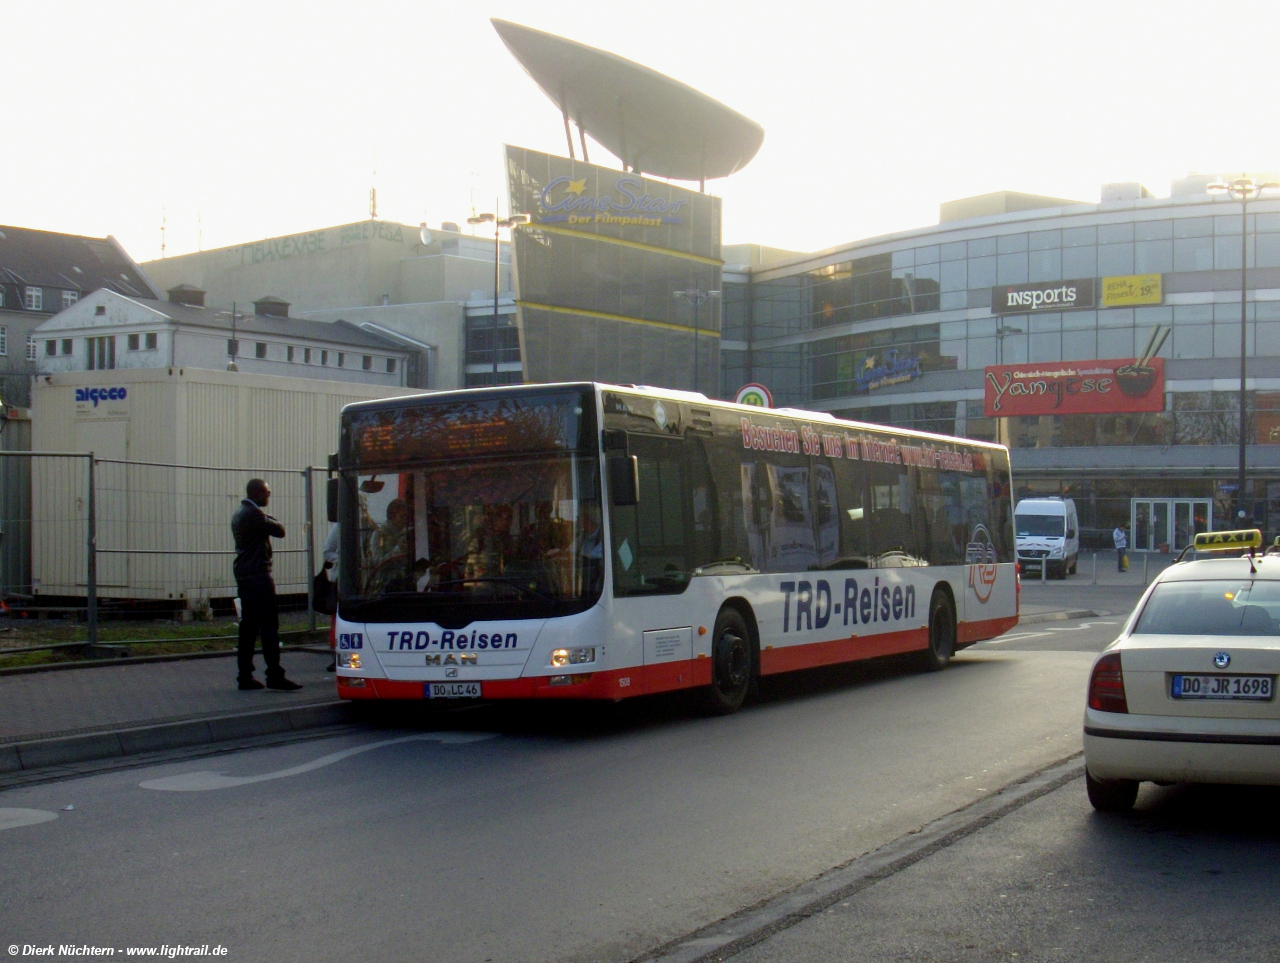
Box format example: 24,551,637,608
702,608,754,715
919,590,955,672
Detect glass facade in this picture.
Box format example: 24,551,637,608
720,195,1280,540
507,146,721,391
725,201,1280,417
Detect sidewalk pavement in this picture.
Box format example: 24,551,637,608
0,649,347,776
0,566,1160,779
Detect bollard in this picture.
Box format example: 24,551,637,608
1041,558,1047,583
1143,551,1149,586
1092,552,1097,586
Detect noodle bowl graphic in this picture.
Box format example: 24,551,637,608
966,524,998,603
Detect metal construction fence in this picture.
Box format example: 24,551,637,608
0,452,330,644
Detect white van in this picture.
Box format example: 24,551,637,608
1015,497,1079,579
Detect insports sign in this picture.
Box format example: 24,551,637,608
991,278,1095,314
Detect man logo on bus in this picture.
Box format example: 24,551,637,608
967,524,998,603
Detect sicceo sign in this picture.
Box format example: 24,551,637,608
991,278,1095,314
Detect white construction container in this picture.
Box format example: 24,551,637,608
29,367,419,603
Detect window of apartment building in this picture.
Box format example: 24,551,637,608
321,350,328,366
287,346,295,362
337,353,344,367
386,358,396,374
227,339,239,358
62,290,78,309
62,339,72,355
87,336,115,370
24,287,42,312
45,340,56,356
0,289,5,308
26,336,36,361
0,326,7,356
304,347,312,364
145,332,157,350
255,342,266,359
362,355,372,370
94,305,106,316
128,334,140,350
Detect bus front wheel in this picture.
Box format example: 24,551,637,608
702,607,754,715
920,590,955,672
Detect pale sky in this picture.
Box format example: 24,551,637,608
6,0,1280,263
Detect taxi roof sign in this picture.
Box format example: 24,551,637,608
1193,529,1262,551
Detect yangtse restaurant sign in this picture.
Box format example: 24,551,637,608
983,358,1165,417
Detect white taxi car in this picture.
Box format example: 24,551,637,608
1083,529,1280,811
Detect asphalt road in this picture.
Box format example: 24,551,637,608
0,616,1127,963
733,775,1280,963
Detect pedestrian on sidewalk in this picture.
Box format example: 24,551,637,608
1112,525,1128,572
231,478,302,691
322,521,339,673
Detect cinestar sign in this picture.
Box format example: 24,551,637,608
991,278,1095,314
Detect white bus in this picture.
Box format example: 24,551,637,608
331,383,1018,713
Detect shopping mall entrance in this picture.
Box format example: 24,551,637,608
1131,498,1212,553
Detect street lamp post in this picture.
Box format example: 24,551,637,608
673,288,720,394
1207,175,1280,523
467,211,527,382
995,322,1023,366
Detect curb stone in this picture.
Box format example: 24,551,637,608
1017,608,1102,625
1,700,351,774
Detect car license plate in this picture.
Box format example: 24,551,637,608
1171,674,1274,700
425,682,482,699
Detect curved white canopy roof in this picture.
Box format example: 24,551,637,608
492,19,764,182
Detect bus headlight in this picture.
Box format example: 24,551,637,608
339,652,361,669
550,647,595,667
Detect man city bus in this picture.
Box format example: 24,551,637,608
329,383,1018,714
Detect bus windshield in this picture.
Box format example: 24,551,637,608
350,456,601,602
339,388,602,621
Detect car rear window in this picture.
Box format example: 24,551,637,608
1133,580,1280,636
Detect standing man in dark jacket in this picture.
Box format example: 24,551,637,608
231,478,302,691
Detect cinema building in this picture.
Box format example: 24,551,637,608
720,179,1280,551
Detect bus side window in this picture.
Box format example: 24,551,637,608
687,439,720,569
920,471,964,566
866,463,920,565
610,443,691,594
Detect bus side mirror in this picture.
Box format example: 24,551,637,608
609,454,639,506
327,477,339,523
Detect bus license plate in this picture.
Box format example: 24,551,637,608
426,682,482,699
1171,674,1273,700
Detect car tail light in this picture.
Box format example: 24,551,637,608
1087,651,1128,713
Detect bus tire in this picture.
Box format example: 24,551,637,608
702,607,754,715
920,589,955,672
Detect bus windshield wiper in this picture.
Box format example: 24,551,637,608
431,577,553,601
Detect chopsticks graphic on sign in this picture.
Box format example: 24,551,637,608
1136,325,1171,368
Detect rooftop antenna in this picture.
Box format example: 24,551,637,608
160,205,167,259
369,149,378,219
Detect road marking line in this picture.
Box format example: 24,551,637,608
0,808,58,831
982,631,1052,644
138,732,495,792
1044,621,1119,633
